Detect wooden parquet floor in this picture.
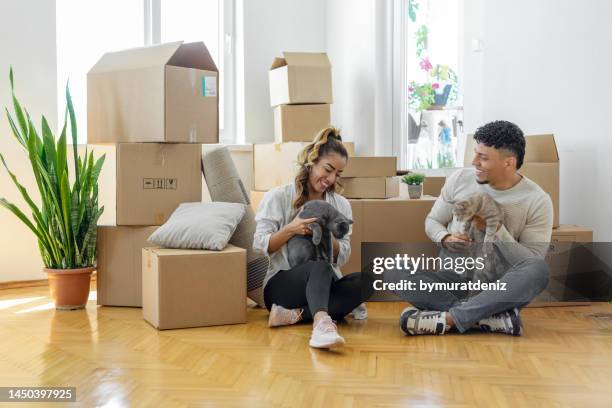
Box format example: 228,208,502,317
0,285,611,407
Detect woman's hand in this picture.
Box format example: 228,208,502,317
267,215,318,254
283,216,318,237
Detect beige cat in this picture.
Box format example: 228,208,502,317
452,192,504,243
451,193,507,290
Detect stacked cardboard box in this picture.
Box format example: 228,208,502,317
340,156,400,199
269,52,333,142
88,41,225,315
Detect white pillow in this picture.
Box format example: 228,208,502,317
148,202,246,250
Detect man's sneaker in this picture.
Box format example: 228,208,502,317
351,303,368,320
478,308,523,336
268,304,303,327
399,307,448,335
309,316,345,348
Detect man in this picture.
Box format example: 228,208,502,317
385,120,553,336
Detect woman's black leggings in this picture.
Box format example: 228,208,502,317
264,260,375,321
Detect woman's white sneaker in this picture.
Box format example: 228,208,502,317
309,316,345,349
268,304,303,327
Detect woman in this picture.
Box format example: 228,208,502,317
253,126,373,349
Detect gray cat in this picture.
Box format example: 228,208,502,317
287,200,353,268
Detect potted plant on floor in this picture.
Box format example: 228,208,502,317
402,172,425,199
0,69,105,310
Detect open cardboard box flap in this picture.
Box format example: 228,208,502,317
88,41,218,144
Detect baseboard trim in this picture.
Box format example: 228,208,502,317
0,274,97,290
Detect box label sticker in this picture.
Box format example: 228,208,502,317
143,178,177,190
202,76,217,97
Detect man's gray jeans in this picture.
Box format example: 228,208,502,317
384,257,550,332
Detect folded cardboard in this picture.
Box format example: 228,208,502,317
253,141,355,191
342,156,397,178
117,143,202,226
341,177,400,199
274,104,331,142
269,52,333,106
142,245,247,330
465,134,560,227
96,226,158,307
88,41,218,143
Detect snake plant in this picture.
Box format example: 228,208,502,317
0,68,105,269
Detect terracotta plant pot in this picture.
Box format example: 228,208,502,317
44,267,95,310
407,184,423,199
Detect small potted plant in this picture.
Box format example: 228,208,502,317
0,69,105,310
402,172,425,199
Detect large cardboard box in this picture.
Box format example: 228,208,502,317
342,197,437,274
274,104,331,142
142,245,247,330
534,224,593,304
116,143,202,226
465,134,560,227
341,177,400,199
88,41,218,143
96,226,158,307
269,52,333,106
253,141,355,191
342,200,363,275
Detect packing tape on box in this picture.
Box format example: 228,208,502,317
202,147,268,307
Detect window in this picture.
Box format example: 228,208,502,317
400,0,463,170
56,0,144,142
56,0,234,144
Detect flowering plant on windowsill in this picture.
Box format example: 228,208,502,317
408,58,458,111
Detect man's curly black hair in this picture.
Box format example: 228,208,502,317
473,120,525,169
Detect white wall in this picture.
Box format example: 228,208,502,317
0,1,58,282
326,0,377,155
462,0,612,240
241,0,327,143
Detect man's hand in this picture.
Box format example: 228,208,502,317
442,233,472,253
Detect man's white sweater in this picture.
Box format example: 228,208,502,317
425,168,553,264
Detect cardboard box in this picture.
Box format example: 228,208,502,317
96,226,158,307
88,41,218,143
253,141,355,191
142,245,247,330
343,156,397,178
342,200,363,275
250,190,266,213
274,104,331,142
341,177,400,199
342,196,437,275
465,134,560,227
423,176,446,197
535,224,593,303
269,52,333,106
116,143,202,226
